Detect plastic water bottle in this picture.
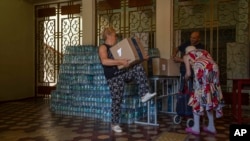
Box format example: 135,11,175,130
149,100,155,123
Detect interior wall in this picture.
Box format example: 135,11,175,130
0,0,35,101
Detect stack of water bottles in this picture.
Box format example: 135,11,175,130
50,45,147,123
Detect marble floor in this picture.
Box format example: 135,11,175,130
0,97,243,141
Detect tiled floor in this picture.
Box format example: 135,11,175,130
0,97,240,141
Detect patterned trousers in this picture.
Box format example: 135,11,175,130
106,63,150,124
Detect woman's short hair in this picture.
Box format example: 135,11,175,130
102,27,116,40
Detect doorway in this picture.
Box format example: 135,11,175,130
35,1,82,96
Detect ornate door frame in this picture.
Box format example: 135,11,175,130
95,0,156,51
35,0,82,96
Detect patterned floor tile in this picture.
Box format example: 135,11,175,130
0,98,241,141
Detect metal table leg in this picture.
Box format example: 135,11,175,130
134,79,159,126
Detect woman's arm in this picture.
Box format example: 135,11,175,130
183,55,192,80
98,45,129,67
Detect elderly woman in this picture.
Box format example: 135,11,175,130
98,27,156,133
183,46,224,135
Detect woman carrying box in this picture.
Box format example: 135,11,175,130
98,27,156,133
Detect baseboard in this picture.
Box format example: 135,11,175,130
0,96,41,103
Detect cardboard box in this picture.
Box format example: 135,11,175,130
147,58,167,76
110,37,147,69
166,59,180,76
147,58,180,76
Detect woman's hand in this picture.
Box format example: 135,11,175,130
143,51,150,61
173,56,182,63
120,59,130,67
184,74,190,80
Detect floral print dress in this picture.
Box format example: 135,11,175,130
187,49,224,118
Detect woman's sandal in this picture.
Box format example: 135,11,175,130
203,127,217,135
185,127,200,135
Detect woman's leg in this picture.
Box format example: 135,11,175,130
107,75,125,125
126,64,150,97
192,113,201,132
186,112,200,135
204,110,216,133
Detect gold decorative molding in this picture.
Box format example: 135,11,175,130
61,4,81,15
128,0,152,8
98,0,121,11
37,7,56,17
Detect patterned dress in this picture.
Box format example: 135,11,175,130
187,49,224,118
